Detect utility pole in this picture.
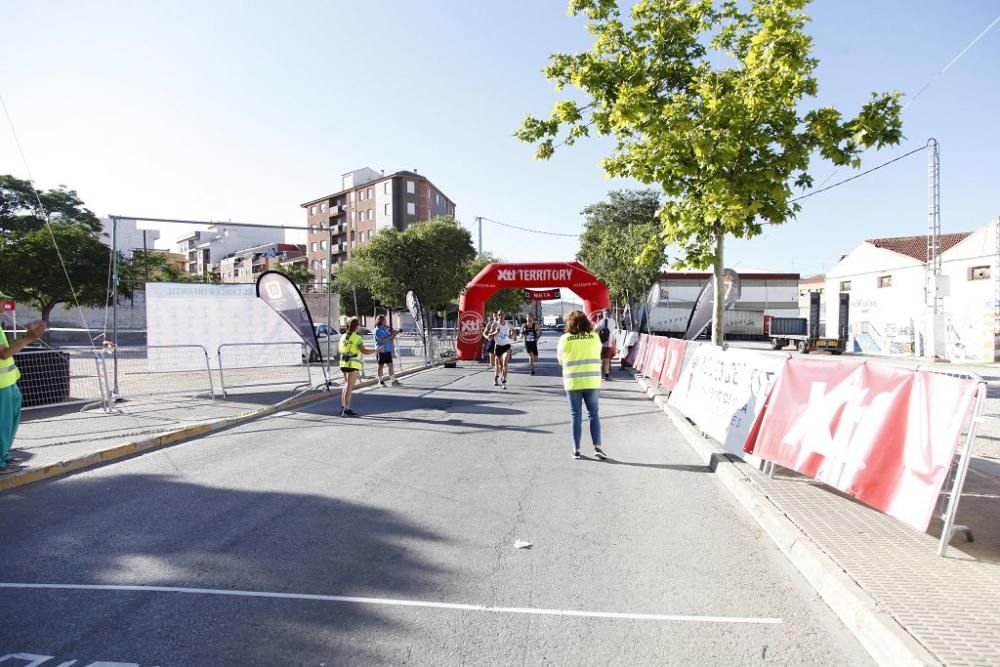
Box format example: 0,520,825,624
475,216,483,255
925,138,941,360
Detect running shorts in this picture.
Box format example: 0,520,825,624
494,344,511,357
601,347,613,360
340,367,358,374
377,352,393,365
487,340,496,353
525,342,539,356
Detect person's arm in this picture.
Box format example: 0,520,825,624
556,335,566,364
0,321,46,359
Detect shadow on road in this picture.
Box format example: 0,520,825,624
0,473,450,664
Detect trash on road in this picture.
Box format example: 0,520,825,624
514,540,533,550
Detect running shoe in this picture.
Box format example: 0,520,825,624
502,380,507,390
594,447,608,460
391,379,402,387
572,450,582,460
530,369,535,376
494,377,500,386
341,409,360,417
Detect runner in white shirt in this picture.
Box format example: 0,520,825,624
492,311,513,389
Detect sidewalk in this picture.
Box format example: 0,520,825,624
636,370,1000,667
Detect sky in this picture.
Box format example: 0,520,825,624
2,0,999,279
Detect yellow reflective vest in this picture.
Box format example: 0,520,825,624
558,331,602,391
338,332,364,371
0,328,20,389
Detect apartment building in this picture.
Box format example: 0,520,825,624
300,167,456,283
219,243,307,284
176,224,285,278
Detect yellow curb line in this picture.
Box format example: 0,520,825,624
0,359,455,493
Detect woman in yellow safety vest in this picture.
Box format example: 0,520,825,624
338,318,372,417
1,319,47,473
556,309,607,461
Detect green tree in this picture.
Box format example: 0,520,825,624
357,217,477,309
274,264,317,290
466,253,529,315
124,249,198,284
0,175,102,235
0,223,117,322
0,176,117,323
517,0,903,344
332,258,379,318
578,190,666,308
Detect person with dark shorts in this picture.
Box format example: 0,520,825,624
483,312,500,377
595,309,614,380
374,315,401,387
338,318,372,417
520,313,542,375
492,311,513,389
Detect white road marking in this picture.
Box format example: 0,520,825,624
0,582,782,625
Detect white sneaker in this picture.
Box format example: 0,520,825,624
594,447,608,460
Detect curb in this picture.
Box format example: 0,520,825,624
1,359,455,493
634,373,940,667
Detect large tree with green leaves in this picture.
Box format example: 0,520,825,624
517,0,903,344
332,257,380,318
0,175,118,323
578,189,666,308
357,217,477,309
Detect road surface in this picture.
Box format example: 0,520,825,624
0,339,872,666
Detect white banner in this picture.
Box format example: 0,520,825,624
668,343,785,457
146,283,302,369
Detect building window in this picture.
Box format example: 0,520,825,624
311,260,318,270
367,187,373,198
384,182,390,194
309,205,316,215
969,265,990,281
359,190,366,201
384,203,391,216
878,275,892,288
351,211,356,222
407,202,416,215
349,191,354,202
321,259,327,269
320,240,327,250
839,280,851,291
367,209,373,221
310,242,317,252
320,203,327,213
407,180,415,194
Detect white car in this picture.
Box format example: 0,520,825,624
305,323,341,363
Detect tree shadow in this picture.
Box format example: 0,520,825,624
0,474,450,664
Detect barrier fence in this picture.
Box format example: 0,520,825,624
217,342,316,397
107,345,215,404
15,347,108,412
619,332,987,557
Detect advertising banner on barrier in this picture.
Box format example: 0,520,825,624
658,338,688,390
744,360,977,531
636,334,652,373
646,337,669,384
668,344,784,457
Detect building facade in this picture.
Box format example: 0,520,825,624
176,225,285,278
824,224,999,361
300,167,456,284
219,243,307,284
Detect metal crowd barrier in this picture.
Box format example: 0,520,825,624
217,342,314,397
15,346,109,412
107,344,215,403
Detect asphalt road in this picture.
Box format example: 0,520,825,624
0,339,873,666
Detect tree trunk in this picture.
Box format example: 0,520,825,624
711,230,725,347
40,301,56,345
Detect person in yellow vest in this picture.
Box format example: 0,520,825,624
1,319,47,473
556,309,607,461
338,318,372,417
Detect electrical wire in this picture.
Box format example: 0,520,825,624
477,216,580,238
1,91,96,347
788,145,925,204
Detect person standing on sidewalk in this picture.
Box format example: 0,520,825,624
520,313,542,375
557,310,606,461
373,315,402,387
338,318,372,417
594,309,615,380
1,319,47,473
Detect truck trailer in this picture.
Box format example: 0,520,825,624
765,292,849,354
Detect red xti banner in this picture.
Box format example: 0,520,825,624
745,359,976,531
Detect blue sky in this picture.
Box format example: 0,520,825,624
2,0,998,278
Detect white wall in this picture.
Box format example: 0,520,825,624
826,243,925,357
375,178,394,232
939,220,999,362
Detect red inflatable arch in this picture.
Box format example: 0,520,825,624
457,261,611,360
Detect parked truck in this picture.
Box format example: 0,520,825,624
765,292,849,355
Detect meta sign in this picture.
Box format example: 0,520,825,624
523,289,561,301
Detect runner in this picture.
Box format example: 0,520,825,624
520,313,542,375
492,310,513,389
594,308,615,380
482,312,500,379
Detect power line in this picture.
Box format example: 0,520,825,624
477,216,580,238
788,145,925,204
